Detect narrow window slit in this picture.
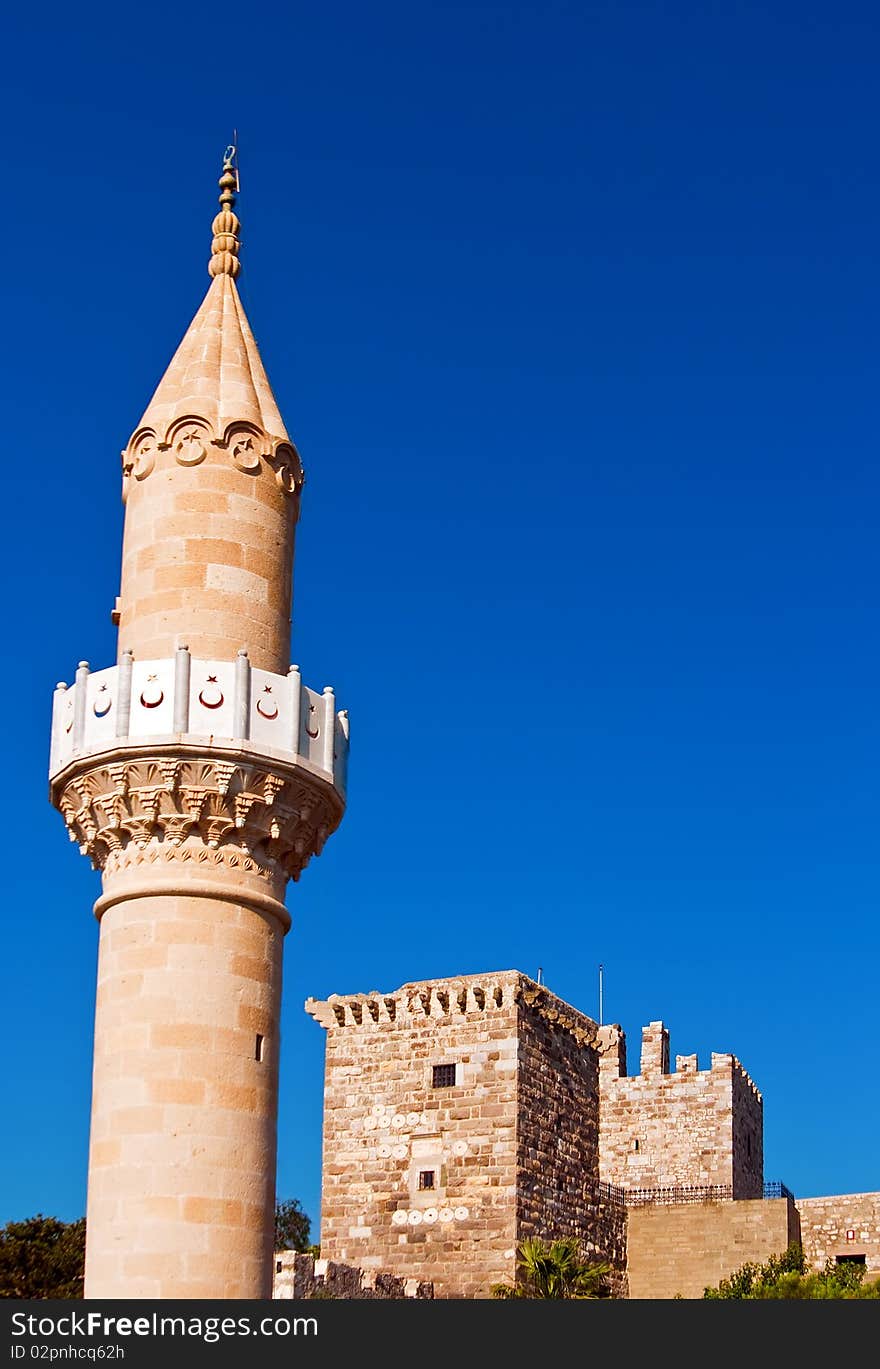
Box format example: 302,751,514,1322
255,1033,265,1062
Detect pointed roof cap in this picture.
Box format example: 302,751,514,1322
131,147,290,446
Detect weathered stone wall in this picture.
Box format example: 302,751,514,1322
515,990,625,1277
308,974,522,1298
273,1251,433,1299
308,974,778,1299
598,1023,763,1196
730,1059,763,1198
626,1197,800,1298
796,1193,880,1275
308,971,629,1298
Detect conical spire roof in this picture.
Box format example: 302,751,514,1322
132,150,290,446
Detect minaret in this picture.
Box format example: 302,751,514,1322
49,150,348,1299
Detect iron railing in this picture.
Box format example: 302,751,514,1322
623,1184,734,1206
588,1180,795,1207
763,1180,795,1200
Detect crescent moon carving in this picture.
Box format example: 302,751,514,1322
306,723,320,739
199,688,224,710
93,699,112,718
256,699,278,720
140,688,164,709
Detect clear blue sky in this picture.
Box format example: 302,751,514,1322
1,0,878,1237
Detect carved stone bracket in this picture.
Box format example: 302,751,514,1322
52,750,343,883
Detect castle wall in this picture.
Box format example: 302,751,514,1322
598,1024,763,1197
730,1058,763,1198
273,1251,433,1299
626,1197,800,1298
309,972,631,1298
309,976,522,1299
516,996,624,1272
796,1193,880,1276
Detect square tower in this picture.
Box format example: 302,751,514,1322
597,1022,763,1198
306,971,625,1298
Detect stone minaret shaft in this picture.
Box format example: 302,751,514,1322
49,153,348,1298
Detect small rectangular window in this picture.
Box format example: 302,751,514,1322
255,1034,265,1062
418,1170,435,1191
432,1064,456,1088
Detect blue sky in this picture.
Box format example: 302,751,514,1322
1,0,878,1237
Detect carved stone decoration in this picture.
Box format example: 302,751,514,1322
172,422,209,466
198,675,224,709
93,685,112,718
265,442,304,496
131,431,157,481
50,750,343,881
515,980,599,1047
227,425,263,473
121,430,157,501
139,675,164,708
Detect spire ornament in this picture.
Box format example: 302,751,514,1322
209,144,241,278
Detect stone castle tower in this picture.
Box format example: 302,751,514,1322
307,970,763,1298
49,151,348,1298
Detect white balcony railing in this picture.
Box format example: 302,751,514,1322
49,648,348,796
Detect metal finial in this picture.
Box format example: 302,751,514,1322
209,141,241,279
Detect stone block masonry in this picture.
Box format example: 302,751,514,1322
50,155,349,1299
626,1197,800,1298
796,1193,880,1275
273,1251,433,1299
598,1022,763,1197
307,971,626,1298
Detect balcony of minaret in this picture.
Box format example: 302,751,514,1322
49,647,348,884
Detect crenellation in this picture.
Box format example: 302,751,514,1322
598,1021,764,1198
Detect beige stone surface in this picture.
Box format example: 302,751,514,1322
598,1024,763,1198
50,158,347,1299
84,853,286,1298
117,445,298,674
308,972,626,1299
115,166,303,674
136,272,289,446
626,1197,800,1298
796,1193,880,1275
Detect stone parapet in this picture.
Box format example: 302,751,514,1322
307,971,599,1048
50,650,348,798
599,1024,764,1198
273,1251,433,1299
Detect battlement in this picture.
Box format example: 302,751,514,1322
597,1022,762,1100
598,1021,764,1198
307,970,599,1047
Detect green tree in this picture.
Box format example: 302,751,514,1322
0,1215,86,1299
704,1243,880,1299
274,1198,312,1252
491,1236,613,1299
